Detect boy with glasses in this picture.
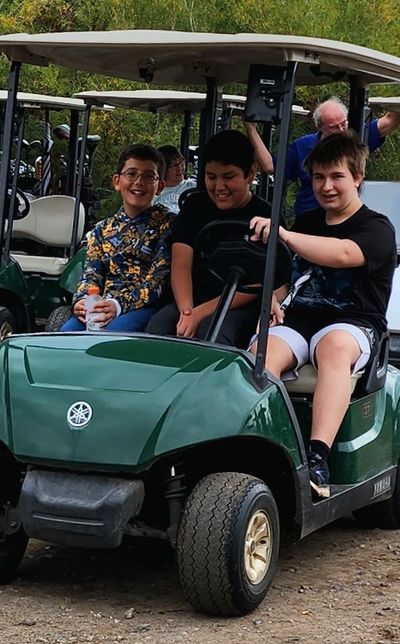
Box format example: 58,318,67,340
153,145,196,214
61,143,173,332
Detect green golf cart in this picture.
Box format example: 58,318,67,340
0,31,399,617
0,91,110,337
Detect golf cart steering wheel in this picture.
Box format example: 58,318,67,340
195,220,292,294
7,186,31,220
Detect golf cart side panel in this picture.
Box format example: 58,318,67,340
0,343,13,449
290,370,400,485
0,258,30,302
2,334,300,469
21,273,69,321
152,364,302,466
331,377,400,483
59,246,86,295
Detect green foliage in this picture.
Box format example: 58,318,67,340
1,0,400,214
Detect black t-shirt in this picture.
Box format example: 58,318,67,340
290,204,396,334
172,191,272,302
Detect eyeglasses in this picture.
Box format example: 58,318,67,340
119,169,160,183
321,119,348,133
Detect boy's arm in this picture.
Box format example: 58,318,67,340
244,121,274,174
171,242,194,313
177,292,257,338
250,217,366,268
73,228,107,304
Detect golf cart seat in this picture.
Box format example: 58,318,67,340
284,364,362,395
284,332,389,397
10,195,85,275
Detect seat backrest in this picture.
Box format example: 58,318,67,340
12,195,85,247
361,181,400,244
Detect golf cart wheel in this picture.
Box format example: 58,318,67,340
0,455,28,583
177,472,279,616
45,305,71,332
0,522,28,584
0,307,16,340
353,465,400,529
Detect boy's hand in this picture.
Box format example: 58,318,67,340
270,294,285,326
250,216,272,243
91,299,118,327
73,300,87,323
176,307,202,338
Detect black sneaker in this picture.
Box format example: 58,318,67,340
308,450,330,498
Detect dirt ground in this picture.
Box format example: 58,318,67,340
0,519,399,644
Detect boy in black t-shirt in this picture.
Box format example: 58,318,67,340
146,129,272,348
249,131,396,496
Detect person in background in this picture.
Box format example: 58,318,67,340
61,143,173,332
153,145,196,214
249,131,396,497
245,97,400,219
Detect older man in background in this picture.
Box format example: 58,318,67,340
246,96,400,219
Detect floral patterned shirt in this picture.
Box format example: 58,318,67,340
73,205,173,313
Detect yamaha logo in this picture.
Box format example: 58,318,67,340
67,401,93,429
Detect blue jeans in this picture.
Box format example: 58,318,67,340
61,307,156,332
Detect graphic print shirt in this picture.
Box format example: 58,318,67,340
290,205,396,334
73,206,173,313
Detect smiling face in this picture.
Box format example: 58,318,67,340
113,158,165,217
312,159,363,221
205,161,255,210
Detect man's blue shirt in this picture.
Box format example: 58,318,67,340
285,120,384,217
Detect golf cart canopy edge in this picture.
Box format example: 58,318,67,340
1,32,400,85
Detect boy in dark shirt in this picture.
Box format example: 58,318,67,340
146,129,272,348
250,131,396,496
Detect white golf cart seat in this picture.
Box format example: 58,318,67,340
10,195,85,275
284,364,362,395
284,332,389,396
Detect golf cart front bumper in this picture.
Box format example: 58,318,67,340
18,470,144,548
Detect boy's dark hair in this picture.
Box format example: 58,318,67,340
305,130,369,179
203,129,255,177
116,143,166,178
158,144,184,167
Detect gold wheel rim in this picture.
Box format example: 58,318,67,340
244,509,272,585
0,319,13,341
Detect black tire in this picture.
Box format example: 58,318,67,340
353,466,400,529
177,472,280,616
0,526,28,584
0,452,28,583
45,305,71,332
0,306,16,340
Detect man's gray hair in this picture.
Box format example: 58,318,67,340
313,97,348,128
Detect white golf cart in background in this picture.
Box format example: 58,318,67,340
360,96,400,368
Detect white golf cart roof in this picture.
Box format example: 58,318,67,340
72,89,309,116
369,96,400,113
1,31,400,86
0,90,114,112
0,90,89,111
